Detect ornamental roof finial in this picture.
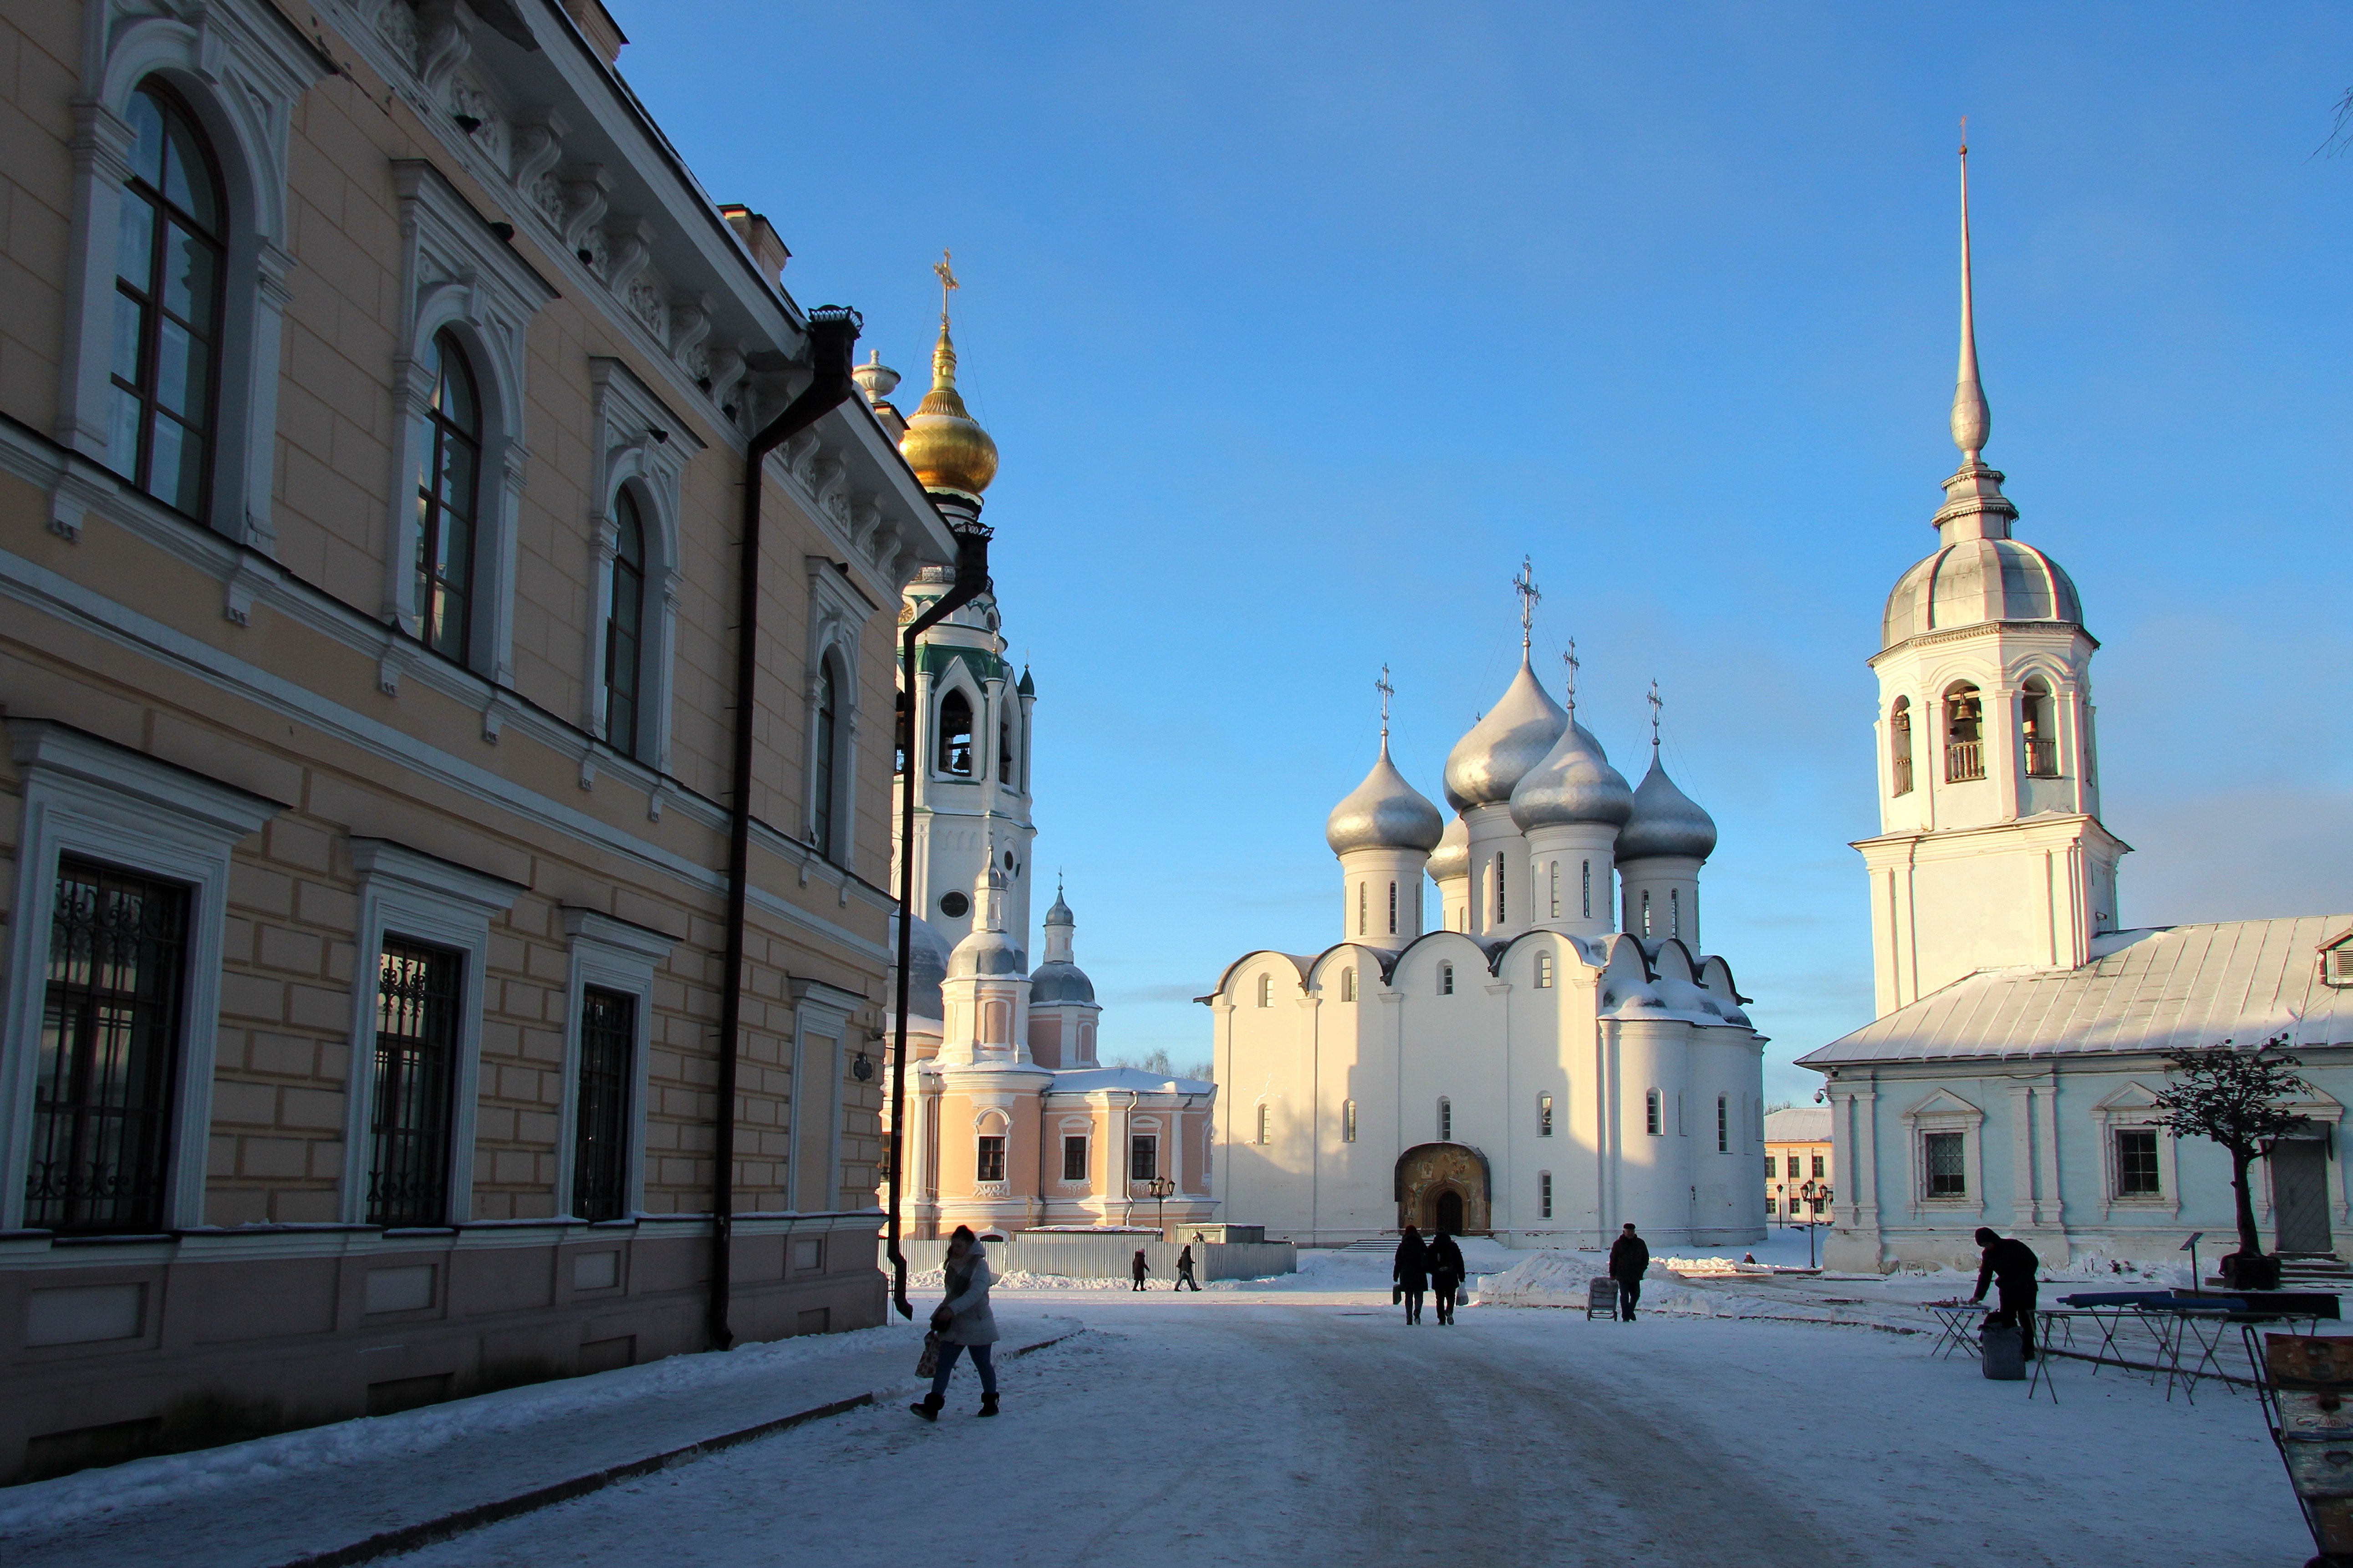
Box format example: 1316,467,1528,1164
1951,123,1992,462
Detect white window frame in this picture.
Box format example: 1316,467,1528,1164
339,839,523,1226
788,978,865,1214
1535,952,1553,989
382,161,557,687
579,359,694,779
1058,1121,1091,1188
1903,1087,1986,1217
0,721,280,1230
52,1,325,551
2089,1080,2178,1217
555,908,675,1220
1645,1088,1660,1137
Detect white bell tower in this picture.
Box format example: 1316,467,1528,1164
1857,141,2129,1015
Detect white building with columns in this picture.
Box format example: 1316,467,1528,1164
1803,151,2353,1272
1208,641,1768,1249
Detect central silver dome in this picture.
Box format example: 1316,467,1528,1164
1883,536,2080,651
1509,718,1634,831
1326,739,1444,855
1443,656,1568,811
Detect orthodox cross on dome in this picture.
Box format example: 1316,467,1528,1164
1513,557,1541,651
1648,680,1663,755
1375,664,1395,742
933,249,958,326
1561,640,1579,713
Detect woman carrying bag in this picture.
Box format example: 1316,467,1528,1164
911,1226,1001,1421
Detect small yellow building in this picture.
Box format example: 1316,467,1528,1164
1765,1106,1834,1223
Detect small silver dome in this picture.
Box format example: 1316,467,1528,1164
1509,718,1634,831
890,911,954,1018
1426,815,1470,881
947,930,1024,979
1030,960,1096,1006
1443,656,1568,811
1616,752,1717,862
1882,537,2081,650
1044,889,1074,927
1326,738,1444,855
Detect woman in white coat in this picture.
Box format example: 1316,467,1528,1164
911,1225,1001,1420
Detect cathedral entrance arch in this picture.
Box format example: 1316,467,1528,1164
1395,1143,1491,1234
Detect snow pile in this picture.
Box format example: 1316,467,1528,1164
906,1267,1131,1292
1660,1255,1775,1276
1474,1250,1920,1327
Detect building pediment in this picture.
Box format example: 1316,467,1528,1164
1901,1087,1984,1123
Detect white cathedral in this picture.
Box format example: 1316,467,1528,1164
1207,625,1769,1249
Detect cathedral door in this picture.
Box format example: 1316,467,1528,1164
2274,1140,2333,1254
1394,1144,1491,1233
1436,1189,1465,1237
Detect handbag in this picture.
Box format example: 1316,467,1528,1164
916,1330,940,1378
1393,1283,1403,1304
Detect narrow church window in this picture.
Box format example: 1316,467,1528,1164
1670,889,1680,940
1343,1100,1357,1142
1438,1098,1452,1141
2115,1128,2160,1196
1641,890,1652,937
1255,1104,1269,1144
1257,973,1272,1007
1358,881,1367,937
1549,861,1560,920
976,1135,1006,1183
1889,696,1914,795
1388,881,1397,936
1340,967,1357,1002
1437,963,1454,996
1130,1134,1158,1181
1716,1095,1728,1153
1943,683,1985,783
1677,1094,1685,1137
1645,1089,1660,1136
937,688,974,776
1494,854,1506,923
1063,1135,1087,1183
2022,678,2059,777
1923,1130,1966,1197
1539,1171,1553,1219
1582,861,1591,920
111,82,227,519
1539,1093,1553,1136
894,689,909,776
1535,952,1553,989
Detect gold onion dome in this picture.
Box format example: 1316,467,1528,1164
898,321,998,497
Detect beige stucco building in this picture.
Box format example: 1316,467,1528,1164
1763,1106,1832,1224
0,0,963,1483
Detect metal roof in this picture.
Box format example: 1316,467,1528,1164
1799,916,2353,1067
1764,1106,1833,1142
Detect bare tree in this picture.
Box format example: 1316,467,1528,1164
2320,83,2353,157
2152,1035,2313,1268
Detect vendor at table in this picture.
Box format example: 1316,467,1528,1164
1968,1227,2042,1361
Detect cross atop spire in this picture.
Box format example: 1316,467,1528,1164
933,249,958,327
1375,664,1395,742
1513,556,1541,651
1561,640,1579,713
1648,680,1663,755
1951,124,1991,461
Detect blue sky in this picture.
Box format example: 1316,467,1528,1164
610,3,2353,1099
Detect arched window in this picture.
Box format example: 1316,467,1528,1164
604,489,647,757
1254,1103,1269,1145
1437,1097,1452,1141
1538,1093,1554,1136
1342,1100,1357,1142
412,329,482,662
1944,682,1985,782
1670,888,1681,940
1357,881,1367,937
1256,973,1272,1008
111,82,226,518
1549,861,1560,920
1339,966,1357,1002
1581,860,1592,920
937,688,974,775
999,710,1016,787
893,689,909,776
1535,952,1553,989
1437,962,1454,996
2022,678,2059,777
1889,697,1914,795
811,654,840,861
1645,1088,1661,1136
1493,853,1507,923
1640,889,1652,937
1387,881,1398,936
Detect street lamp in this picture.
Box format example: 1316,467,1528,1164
1146,1175,1176,1241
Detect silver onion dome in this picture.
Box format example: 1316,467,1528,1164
1044,888,1074,927
1616,753,1717,862
1030,960,1096,1005
1882,536,2080,651
1509,717,1634,831
1326,738,1444,855
1427,814,1470,881
1442,656,1568,811
946,866,1023,979
890,910,954,1018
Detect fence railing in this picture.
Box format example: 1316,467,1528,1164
2025,739,2060,777
1945,740,1985,782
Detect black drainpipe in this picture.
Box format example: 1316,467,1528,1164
709,305,862,1351
886,504,992,1318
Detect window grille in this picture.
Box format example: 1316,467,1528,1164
1438,963,1454,996
1494,853,1506,923
1358,881,1366,937
2114,1129,2160,1196
1538,1093,1553,1137
1716,1095,1728,1152
1641,890,1652,937
1343,1100,1357,1142
1765,1155,1777,1178
1582,860,1591,919
1438,1097,1451,1141
413,330,483,663
571,988,633,1222
1548,861,1560,920
1535,952,1553,989
1645,1089,1660,1136
1539,1171,1553,1219
369,939,462,1227
1388,881,1398,936
605,489,647,758
1671,889,1681,940
1063,1135,1088,1182
29,859,188,1233
1923,1131,1966,1197
976,1134,1006,1183
111,82,225,519
1812,1153,1826,1178
1130,1134,1158,1181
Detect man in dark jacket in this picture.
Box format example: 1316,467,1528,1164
1968,1227,2042,1359
1394,1225,1429,1325
1609,1223,1650,1321
1131,1248,1149,1291
1429,1230,1467,1325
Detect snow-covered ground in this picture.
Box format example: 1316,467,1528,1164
0,1243,2325,1567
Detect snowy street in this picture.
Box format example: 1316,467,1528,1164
0,1247,2320,1568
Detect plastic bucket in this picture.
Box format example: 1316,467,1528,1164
1981,1323,2027,1380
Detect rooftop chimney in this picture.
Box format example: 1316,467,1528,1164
719,205,790,285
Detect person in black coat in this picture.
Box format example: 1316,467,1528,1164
1131,1248,1149,1292
1394,1225,1429,1324
1175,1245,1201,1292
1429,1229,1467,1325
1608,1223,1650,1321
1969,1227,2042,1359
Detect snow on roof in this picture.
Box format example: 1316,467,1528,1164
1764,1106,1832,1142
1799,915,2353,1068
1044,1067,1214,1094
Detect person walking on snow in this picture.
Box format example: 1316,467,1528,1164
910,1225,1000,1421
1175,1244,1202,1292
1969,1227,2042,1360
1609,1223,1650,1322
1131,1248,1150,1291
1395,1224,1430,1325
1429,1229,1467,1325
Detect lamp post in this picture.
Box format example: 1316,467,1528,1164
1146,1175,1176,1241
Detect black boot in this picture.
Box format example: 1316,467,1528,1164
909,1394,942,1422
977,1392,1000,1418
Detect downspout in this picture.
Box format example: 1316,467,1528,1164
886,512,993,1318
709,305,863,1351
